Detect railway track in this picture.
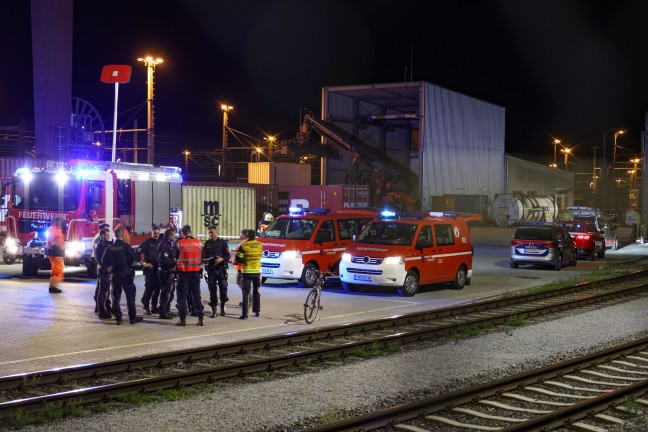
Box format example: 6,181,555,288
2,268,648,422
303,337,648,432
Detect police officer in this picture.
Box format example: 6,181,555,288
175,225,204,326
138,225,162,315
102,228,143,325
203,225,230,318
235,229,263,319
95,228,113,319
157,229,177,319
93,223,112,313
46,216,66,293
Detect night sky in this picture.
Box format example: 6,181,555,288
3,1,648,170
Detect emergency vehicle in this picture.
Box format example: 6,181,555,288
339,211,479,296
259,208,376,287
0,160,182,277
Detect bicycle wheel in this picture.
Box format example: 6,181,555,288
303,289,320,324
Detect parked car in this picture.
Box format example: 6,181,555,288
510,224,577,270
560,220,605,260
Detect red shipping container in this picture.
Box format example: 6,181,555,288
277,184,369,214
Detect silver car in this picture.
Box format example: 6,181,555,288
510,224,577,270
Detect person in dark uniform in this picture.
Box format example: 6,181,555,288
157,229,177,319
102,228,143,325
235,229,263,319
93,223,112,312
137,225,162,315
95,228,113,319
203,225,230,318
175,225,204,326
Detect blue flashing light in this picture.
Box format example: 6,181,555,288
381,210,397,218
304,208,330,215
289,206,304,215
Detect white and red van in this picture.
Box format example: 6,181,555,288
259,208,376,287
339,211,478,296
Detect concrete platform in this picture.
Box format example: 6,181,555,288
0,233,645,377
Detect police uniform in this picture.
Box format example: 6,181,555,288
157,236,177,319
137,236,161,314
175,235,204,325
203,236,230,317
102,239,141,324
94,237,113,318
235,235,263,319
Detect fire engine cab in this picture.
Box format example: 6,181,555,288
259,208,376,287
339,211,478,296
1,160,182,277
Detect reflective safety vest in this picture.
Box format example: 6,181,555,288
46,225,65,257
236,239,262,275
176,237,202,272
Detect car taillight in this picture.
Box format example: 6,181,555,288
576,235,590,240
511,240,522,246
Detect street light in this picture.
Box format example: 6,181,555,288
137,56,164,165
183,150,190,174
613,130,625,166
561,147,571,170
264,135,276,161
221,104,233,177
553,139,561,168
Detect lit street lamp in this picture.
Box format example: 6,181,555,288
137,56,164,165
221,104,233,177
561,147,571,170
553,138,561,168
613,130,625,166
183,150,190,174
264,135,276,161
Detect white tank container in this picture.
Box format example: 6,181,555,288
492,194,557,227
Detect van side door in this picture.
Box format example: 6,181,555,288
415,225,440,285
313,220,338,271
432,223,457,281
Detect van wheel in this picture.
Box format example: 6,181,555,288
397,270,419,297
3,251,16,265
341,282,360,292
553,254,562,271
452,266,467,290
298,263,318,288
510,261,518,268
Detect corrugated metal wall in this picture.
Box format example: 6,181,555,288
184,182,278,223
421,82,505,208
248,162,311,185
181,185,256,239
0,157,48,178
506,156,574,207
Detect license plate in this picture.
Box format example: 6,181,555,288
262,268,272,275
524,248,539,254
353,274,372,281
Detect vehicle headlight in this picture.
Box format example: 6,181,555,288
5,237,18,254
342,253,352,262
65,241,82,256
384,256,404,265
282,250,302,259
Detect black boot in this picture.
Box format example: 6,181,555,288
175,319,186,326
196,317,204,326
210,308,216,318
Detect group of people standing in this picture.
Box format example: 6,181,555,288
90,222,263,326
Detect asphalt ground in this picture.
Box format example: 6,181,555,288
0,226,643,377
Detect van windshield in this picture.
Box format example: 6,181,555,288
263,218,317,240
357,221,417,246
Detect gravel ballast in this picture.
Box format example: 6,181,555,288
16,296,648,432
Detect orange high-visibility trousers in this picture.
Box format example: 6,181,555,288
49,256,64,288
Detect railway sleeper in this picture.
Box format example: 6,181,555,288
424,414,501,430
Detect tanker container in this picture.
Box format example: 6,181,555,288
492,194,557,227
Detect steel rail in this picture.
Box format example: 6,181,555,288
2,282,648,417
301,337,648,432
2,268,647,393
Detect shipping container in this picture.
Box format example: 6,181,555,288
248,162,311,185
0,157,47,178
184,182,278,225
181,185,256,240
277,184,370,214
430,195,456,212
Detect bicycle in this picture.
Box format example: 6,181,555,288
303,270,331,324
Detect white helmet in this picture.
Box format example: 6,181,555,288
264,213,274,222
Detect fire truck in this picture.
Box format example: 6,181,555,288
1,160,183,277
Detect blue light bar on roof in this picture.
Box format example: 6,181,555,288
381,210,397,218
